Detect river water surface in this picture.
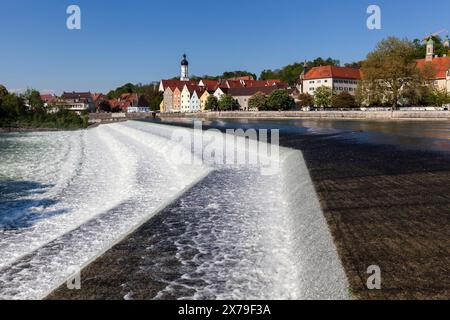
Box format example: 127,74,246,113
1,118,449,300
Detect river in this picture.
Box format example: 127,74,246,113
1,118,449,300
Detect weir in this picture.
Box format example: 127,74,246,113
0,121,349,300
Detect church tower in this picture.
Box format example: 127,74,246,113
444,35,450,49
180,54,189,81
426,37,435,62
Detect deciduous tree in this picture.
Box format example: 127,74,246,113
248,92,267,110
332,92,357,109
296,93,314,108
266,90,296,111
314,86,333,108
360,37,423,108
218,94,239,111
205,95,219,111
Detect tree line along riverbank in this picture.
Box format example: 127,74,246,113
0,86,88,131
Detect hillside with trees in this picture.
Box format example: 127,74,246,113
260,57,341,85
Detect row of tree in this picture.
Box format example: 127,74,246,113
204,94,239,111
204,90,296,111
260,57,342,85
357,37,450,108
297,85,450,110
294,37,450,109
0,86,88,129
297,89,358,109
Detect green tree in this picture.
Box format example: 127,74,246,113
0,85,8,100
259,58,340,85
23,89,44,112
260,63,303,84
314,86,333,108
139,84,163,111
248,92,267,110
344,61,363,69
259,69,279,81
306,57,340,68
266,89,296,111
426,88,450,107
360,37,423,108
332,92,357,109
218,94,239,111
107,83,137,99
205,95,219,111
413,36,450,59
98,100,112,113
222,71,257,80
0,93,27,120
296,93,314,108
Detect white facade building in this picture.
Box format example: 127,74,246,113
189,90,201,112
300,66,362,95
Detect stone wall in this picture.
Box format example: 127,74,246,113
88,112,155,124
158,111,450,121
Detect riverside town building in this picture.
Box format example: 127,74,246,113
158,54,291,113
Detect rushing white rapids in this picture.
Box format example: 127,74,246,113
0,121,349,300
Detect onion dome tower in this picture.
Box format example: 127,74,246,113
180,54,189,81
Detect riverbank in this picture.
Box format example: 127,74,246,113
46,119,450,300
0,127,86,133
158,110,450,121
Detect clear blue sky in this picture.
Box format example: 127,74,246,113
1,0,450,94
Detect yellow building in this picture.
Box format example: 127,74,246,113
199,91,211,111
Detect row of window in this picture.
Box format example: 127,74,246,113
309,80,328,84
308,79,358,85
308,87,355,92
334,79,358,85
336,87,355,92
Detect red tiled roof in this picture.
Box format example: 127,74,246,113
200,80,219,90
226,76,254,81
182,84,201,94
92,93,106,102
416,56,450,79
304,66,362,80
161,80,198,90
225,80,244,88
40,94,57,103
228,86,284,97
61,92,93,100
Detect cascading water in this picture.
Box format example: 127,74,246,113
0,121,349,300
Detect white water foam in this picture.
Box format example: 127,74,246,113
0,121,349,300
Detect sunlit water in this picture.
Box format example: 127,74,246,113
0,121,348,300
155,118,450,153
